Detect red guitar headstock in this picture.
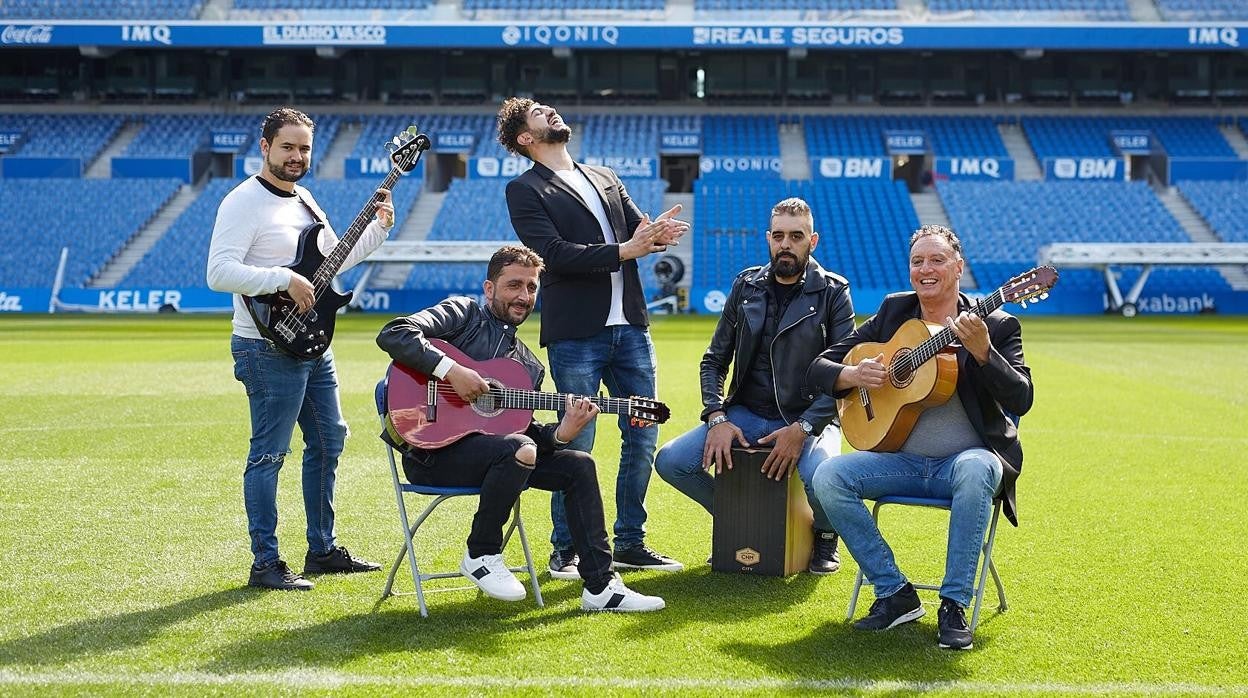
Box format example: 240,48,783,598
628,397,670,427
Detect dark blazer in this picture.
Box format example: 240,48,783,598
700,259,856,432
807,291,1034,526
506,161,647,346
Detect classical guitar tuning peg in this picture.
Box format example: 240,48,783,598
407,125,419,135
1039,293,1049,301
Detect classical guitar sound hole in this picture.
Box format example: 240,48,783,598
890,348,916,388
471,379,505,417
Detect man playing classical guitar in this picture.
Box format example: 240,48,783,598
207,108,390,591
375,245,665,612
808,224,1034,650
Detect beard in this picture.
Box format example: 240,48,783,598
533,123,571,146
490,296,533,325
267,155,308,183
772,252,805,279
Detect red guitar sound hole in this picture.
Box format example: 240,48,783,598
890,348,916,389
470,378,507,418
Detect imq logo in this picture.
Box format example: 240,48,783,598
122,25,172,45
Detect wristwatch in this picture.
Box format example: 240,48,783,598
707,414,729,428
797,418,815,436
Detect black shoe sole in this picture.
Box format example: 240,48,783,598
938,640,974,650
806,565,841,575
248,580,313,591
611,561,684,571
302,566,381,576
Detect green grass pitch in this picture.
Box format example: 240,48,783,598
1,313,1246,696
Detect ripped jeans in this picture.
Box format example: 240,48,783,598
231,335,347,567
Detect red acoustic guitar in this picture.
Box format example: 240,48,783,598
385,338,671,449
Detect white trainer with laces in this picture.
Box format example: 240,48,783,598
581,576,665,612
460,551,526,601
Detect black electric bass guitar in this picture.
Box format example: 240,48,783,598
244,125,429,359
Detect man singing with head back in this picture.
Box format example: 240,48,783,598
809,224,1033,650
654,197,855,574
207,107,389,591
496,97,688,579
376,245,665,612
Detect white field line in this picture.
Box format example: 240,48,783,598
0,670,1246,695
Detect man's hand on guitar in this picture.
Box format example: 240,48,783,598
373,188,395,229
757,422,805,480
555,395,600,444
843,353,887,390
446,363,490,403
702,412,748,474
286,273,315,313
948,312,991,365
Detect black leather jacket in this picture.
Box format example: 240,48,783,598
376,296,559,450
700,259,856,431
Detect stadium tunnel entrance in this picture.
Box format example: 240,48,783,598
661,156,699,194
892,154,928,192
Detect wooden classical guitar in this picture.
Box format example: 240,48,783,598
838,266,1058,452
385,339,671,449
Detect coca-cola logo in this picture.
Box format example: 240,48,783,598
2,25,54,44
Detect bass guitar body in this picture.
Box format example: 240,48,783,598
244,221,351,359
838,318,959,452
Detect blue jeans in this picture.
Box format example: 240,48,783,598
654,404,838,531
231,335,346,567
546,325,657,552
811,448,1003,607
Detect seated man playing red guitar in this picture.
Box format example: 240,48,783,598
376,245,665,612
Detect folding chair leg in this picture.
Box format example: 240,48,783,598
383,494,449,618
513,501,544,608
970,502,1004,631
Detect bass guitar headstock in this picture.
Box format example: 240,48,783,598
387,125,431,174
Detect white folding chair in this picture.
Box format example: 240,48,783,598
375,377,543,617
846,495,1007,631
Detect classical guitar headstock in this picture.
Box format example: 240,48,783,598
387,125,431,174
628,397,670,428
1002,265,1059,309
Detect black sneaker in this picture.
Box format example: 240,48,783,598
853,582,924,630
303,546,382,575
612,545,684,572
938,597,974,650
808,529,841,575
548,549,580,581
249,560,314,591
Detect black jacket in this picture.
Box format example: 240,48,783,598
375,296,560,452
700,259,856,432
806,291,1033,525
506,161,647,346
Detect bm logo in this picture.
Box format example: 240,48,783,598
735,548,761,566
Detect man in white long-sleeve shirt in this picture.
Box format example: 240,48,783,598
207,107,391,591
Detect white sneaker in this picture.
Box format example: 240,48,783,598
459,551,526,602
581,576,665,612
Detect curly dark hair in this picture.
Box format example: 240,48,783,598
496,97,536,158
261,107,314,144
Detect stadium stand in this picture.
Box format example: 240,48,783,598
0,178,181,288
927,0,1130,20
1178,181,1248,243
1154,0,1248,21
578,115,661,161
938,180,1232,296
0,0,202,19
703,115,781,157
694,0,895,11
123,115,257,158
0,113,124,163
693,179,919,293
804,115,1008,157
1023,116,1237,159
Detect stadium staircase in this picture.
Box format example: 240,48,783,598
1218,124,1248,159
318,121,361,180
199,0,230,19
1127,0,1161,19
85,120,143,179
370,189,444,288
779,121,812,180
912,190,978,288
1158,188,1248,290
89,182,201,288
998,123,1043,180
